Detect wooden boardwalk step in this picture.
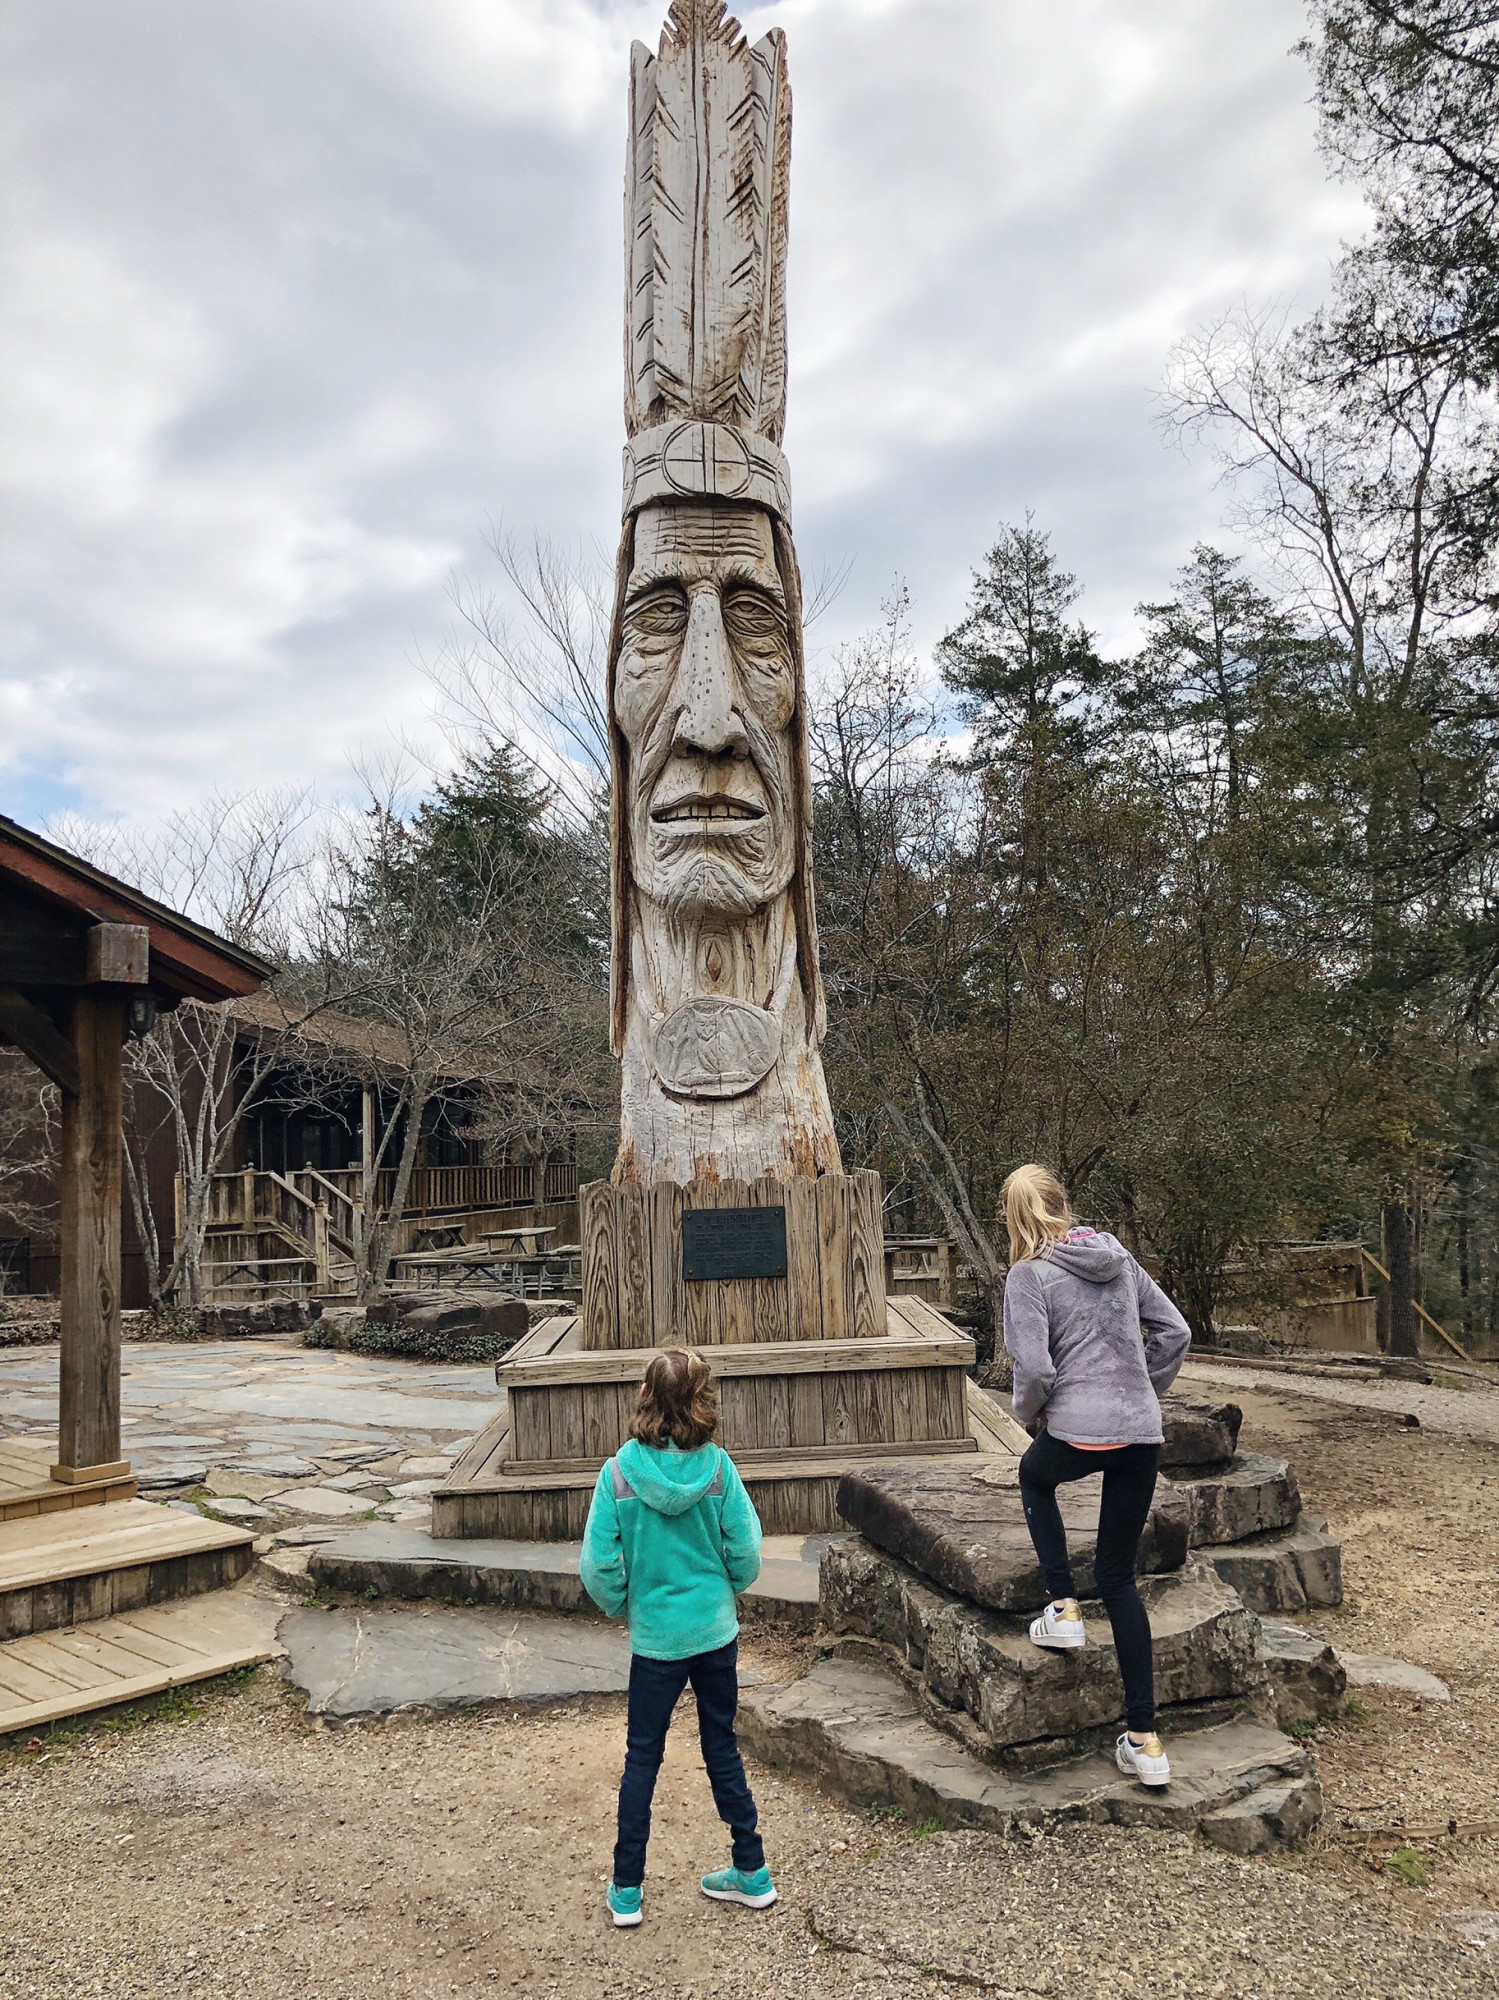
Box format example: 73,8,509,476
0,1499,256,1640
0,1590,284,1737
0,1439,137,1520
965,1377,1030,1459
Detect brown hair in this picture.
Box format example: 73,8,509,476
629,1348,720,1450
1001,1163,1074,1263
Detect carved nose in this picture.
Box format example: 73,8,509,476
672,588,750,758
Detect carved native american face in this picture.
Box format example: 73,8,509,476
614,501,799,922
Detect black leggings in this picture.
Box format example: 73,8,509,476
1018,1432,1162,1734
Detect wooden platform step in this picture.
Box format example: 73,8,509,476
0,1499,256,1639
0,1438,137,1520
434,1299,1028,1540
0,1589,284,1737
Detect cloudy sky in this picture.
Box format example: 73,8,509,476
0,0,1364,824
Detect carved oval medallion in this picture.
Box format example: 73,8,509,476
653,995,782,1099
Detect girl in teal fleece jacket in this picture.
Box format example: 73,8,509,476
580,1347,775,1929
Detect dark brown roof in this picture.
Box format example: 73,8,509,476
0,812,275,1005
227,989,474,1081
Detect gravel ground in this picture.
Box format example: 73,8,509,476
4,1371,1498,1999
3,1673,1494,2000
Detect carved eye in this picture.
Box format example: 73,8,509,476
629,587,688,639
722,587,787,651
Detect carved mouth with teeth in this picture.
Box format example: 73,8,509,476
650,795,766,827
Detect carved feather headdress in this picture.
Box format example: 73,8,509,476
621,0,792,522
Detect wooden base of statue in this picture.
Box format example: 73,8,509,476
580,1171,887,1349
433,1170,1026,1539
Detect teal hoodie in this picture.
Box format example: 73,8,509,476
579,1437,763,1661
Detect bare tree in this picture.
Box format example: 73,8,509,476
0,1052,59,1288
55,791,325,1306
429,531,615,821
810,596,1014,1332
309,764,611,1297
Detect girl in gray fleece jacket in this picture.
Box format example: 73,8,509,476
1001,1164,1192,1788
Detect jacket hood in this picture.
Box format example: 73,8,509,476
1041,1228,1128,1284
616,1437,722,1516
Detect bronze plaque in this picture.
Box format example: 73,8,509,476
681,1206,787,1282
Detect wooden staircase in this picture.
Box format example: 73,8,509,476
193,1167,361,1302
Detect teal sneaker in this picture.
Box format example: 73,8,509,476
700,1864,777,1909
607,1882,643,1928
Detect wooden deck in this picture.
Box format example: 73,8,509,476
433,1300,1029,1540
1,1438,137,1521
0,1499,256,1639
0,1589,283,1737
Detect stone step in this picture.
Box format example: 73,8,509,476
1256,1621,1348,1729
740,1652,1321,1855
1165,1452,1302,1547
304,1522,827,1630
834,1460,1188,1613
1159,1394,1242,1468
822,1540,1266,1751
1204,1515,1343,1614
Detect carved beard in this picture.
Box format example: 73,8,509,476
628,707,797,922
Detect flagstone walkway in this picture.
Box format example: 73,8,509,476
0,1339,498,1532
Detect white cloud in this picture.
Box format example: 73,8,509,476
0,0,1362,816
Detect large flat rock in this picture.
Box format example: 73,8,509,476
1160,1394,1242,1468
821,1540,1264,1750
1338,1651,1450,1700
278,1604,633,1717
835,1461,1188,1612
740,1653,1320,1854
307,1522,828,1630
1205,1516,1343,1614
1166,1452,1302,1546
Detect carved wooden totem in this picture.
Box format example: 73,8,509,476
608,0,841,1188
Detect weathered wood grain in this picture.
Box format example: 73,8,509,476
493,1436,978,1485
815,1174,853,1339
508,1391,549,1465
580,1183,620,1351
616,1182,654,1349
502,1330,973,1387
848,1167,887,1342
648,1179,685,1347
782,1176,822,1341
56,993,125,1477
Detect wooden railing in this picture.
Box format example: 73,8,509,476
189,1160,576,1238
183,1155,573,1303
314,1162,576,1215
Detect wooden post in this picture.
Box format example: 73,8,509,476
52,992,129,1484
314,1203,330,1294
936,1238,954,1307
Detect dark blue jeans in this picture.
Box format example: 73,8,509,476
1018,1432,1162,1733
613,1639,764,1889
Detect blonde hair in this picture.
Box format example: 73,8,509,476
1001,1163,1073,1264
630,1348,720,1450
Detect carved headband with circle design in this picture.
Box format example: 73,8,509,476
622,420,792,525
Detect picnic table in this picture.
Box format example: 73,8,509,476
480,1225,557,1255
392,1233,580,1299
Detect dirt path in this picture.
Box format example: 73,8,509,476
3,1385,1498,1999
1181,1355,1499,1445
